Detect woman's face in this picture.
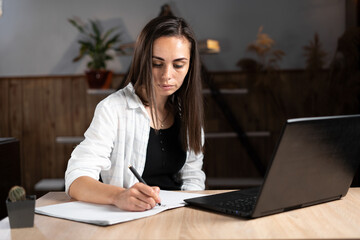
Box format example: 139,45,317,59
152,36,191,100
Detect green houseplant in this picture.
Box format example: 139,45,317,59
68,17,121,89
6,186,36,228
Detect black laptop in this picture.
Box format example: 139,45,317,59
185,115,360,218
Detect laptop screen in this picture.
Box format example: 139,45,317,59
253,115,360,217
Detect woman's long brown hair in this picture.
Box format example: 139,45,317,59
123,16,204,154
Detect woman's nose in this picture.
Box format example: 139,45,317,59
162,65,172,80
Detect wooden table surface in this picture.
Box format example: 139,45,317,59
1,188,360,239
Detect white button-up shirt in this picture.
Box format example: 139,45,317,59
65,83,206,194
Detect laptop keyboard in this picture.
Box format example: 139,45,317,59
216,195,257,214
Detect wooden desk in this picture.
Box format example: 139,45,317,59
1,188,360,239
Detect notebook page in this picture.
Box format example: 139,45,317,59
35,190,205,225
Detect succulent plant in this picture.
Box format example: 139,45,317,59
8,186,26,202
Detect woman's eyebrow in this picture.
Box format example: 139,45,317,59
173,57,188,62
152,56,164,61
152,56,188,62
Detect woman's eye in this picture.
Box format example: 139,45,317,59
152,63,162,68
174,64,184,69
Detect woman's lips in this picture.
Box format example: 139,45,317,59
159,84,173,90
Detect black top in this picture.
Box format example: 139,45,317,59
142,117,186,190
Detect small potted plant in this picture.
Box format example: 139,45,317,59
68,17,121,89
6,186,36,228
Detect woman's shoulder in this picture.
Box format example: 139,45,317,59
98,83,138,109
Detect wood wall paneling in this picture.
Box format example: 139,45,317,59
54,78,74,178
9,80,24,140
21,79,42,192
0,79,10,137
40,79,57,179
71,77,89,136
0,71,359,193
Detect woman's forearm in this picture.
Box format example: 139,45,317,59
68,176,124,205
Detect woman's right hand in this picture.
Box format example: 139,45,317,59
112,182,161,211
68,176,161,212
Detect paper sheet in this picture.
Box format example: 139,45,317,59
35,190,205,225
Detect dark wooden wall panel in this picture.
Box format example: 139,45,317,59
71,77,89,135
203,71,360,187
0,71,359,193
9,80,23,139
21,80,40,191
40,79,57,179
54,78,71,178
0,79,9,137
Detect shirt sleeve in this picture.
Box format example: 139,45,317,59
65,100,117,195
179,130,206,190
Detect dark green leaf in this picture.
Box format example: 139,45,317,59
104,34,120,49
103,27,119,42
90,20,101,41
68,19,84,33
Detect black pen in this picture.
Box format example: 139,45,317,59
128,165,161,206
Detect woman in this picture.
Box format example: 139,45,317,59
65,15,205,212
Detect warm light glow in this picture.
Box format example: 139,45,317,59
198,39,220,54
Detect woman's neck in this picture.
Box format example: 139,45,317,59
138,85,168,111
154,94,168,112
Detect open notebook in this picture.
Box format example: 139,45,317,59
35,190,204,226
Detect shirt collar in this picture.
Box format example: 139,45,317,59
124,83,142,109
